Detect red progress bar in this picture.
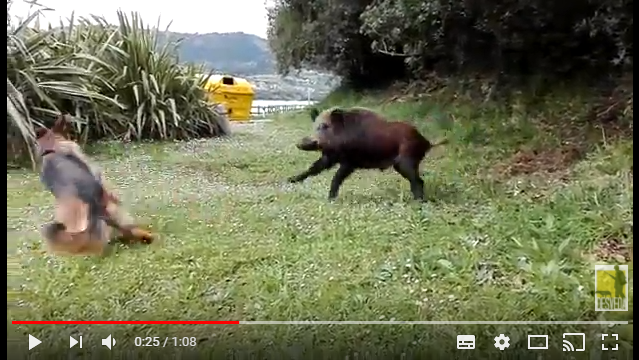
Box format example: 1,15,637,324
12,321,240,325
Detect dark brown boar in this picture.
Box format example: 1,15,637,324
288,107,448,201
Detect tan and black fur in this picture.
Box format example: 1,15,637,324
288,107,447,201
36,114,153,255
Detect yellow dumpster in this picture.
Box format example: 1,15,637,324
203,75,255,121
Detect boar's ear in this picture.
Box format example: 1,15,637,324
309,107,320,122
328,108,345,125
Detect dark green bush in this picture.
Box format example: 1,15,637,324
267,0,632,87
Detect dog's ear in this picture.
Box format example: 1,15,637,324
35,127,49,139
309,107,320,122
52,114,72,137
35,128,57,154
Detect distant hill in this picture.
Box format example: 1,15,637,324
158,31,275,76
157,31,339,100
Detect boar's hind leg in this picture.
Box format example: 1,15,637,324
288,155,337,183
328,164,355,199
393,159,425,201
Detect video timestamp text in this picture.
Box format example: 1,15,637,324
134,336,198,347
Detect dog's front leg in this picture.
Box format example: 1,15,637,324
40,222,108,256
288,155,336,183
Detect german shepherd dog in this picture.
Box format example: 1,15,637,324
288,107,448,201
35,114,154,255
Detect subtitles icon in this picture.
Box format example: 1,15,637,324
563,333,586,352
456,335,475,349
527,335,548,350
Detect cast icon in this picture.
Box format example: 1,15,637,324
562,333,586,352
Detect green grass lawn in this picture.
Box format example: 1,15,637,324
7,99,633,358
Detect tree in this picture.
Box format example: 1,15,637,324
267,0,633,88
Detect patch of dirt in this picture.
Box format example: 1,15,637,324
586,77,633,133
592,231,633,263
493,143,585,178
540,78,633,145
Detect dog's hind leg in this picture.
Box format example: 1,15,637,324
104,202,154,244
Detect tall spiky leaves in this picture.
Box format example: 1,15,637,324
7,1,229,167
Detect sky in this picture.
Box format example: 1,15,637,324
9,0,271,38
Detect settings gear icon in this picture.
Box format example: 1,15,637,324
494,334,510,350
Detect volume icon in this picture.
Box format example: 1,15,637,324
101,335,116,350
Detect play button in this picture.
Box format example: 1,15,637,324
28,334,41,350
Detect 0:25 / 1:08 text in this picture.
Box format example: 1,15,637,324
134,337,198,347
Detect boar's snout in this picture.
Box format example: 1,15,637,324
296,136,321,151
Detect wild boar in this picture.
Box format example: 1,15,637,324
288,107,448,201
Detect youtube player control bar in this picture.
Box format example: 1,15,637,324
27,334,116,351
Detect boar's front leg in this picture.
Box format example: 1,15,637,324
288,154,337,183
328,164,355,199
